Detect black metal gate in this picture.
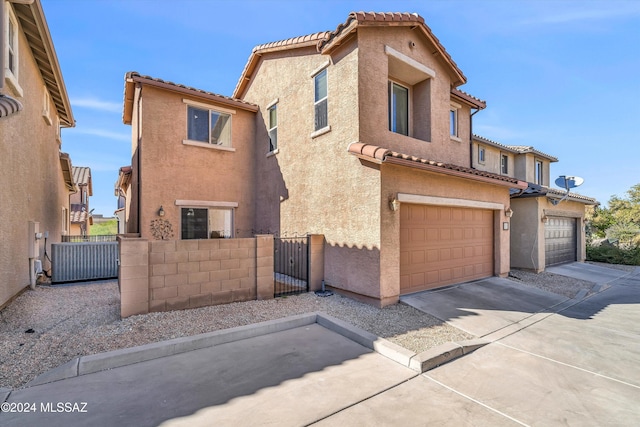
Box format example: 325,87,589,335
274,236,309,297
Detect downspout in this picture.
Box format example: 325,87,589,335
469,107,480,169
136,84,142,234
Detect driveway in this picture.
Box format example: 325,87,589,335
2,263,639,426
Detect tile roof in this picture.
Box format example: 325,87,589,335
124,72,258,124
349,142,527,189
70,204,88,223
473,135,558,162
0,94,23,118
320,12,466,86
451,88,486,109
12,1,74,126
72,166,91,186
234,11,470,98
510,183,597,205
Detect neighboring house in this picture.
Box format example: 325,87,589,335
473,135,597,272
69,166,92,236
114,165,131,234
123,12,533,307
0,0,75,307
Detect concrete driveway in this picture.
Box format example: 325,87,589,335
2,263,639,426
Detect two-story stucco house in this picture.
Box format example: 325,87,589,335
122,12,536,308
69,166,92,236
0,0,75,308
473,135,597,272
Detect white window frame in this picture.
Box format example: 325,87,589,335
43,89,52,124
4,3,22,96
179,206,234,240
267,100,277,153
450,101,461,141
389,80,410,136
478,146,486,164
501,153,509,174
535,159,544,185
313,67,328,133
61,206,68,235
182,99,235,151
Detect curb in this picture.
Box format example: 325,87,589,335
24,312,489,389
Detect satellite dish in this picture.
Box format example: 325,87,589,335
555,175,584,190
550,175,585,205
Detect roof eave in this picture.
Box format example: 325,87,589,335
14,0,74,127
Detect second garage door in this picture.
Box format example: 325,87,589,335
400,204,494,294
545,216,577,266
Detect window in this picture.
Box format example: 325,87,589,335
389,81,409,136
450,108,458,137
5,4,21,95
61,207,68,234
478,146,486,163
314,69,328,131
187,105,232,147
43,90,51,124
535,160,543,185
268,103,277,152
501,154,509,174
181,207,233,240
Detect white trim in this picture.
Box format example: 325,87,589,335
267,148,279,158
397,193,504,211
175,200,238,208
4,3,22,97
384,45,436,79
310,125,331,139
450,135,462,143
182,140,236,152
266,97,279,109
310,60,331,78
183,98,236,115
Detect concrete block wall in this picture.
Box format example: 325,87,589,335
118,235,275,318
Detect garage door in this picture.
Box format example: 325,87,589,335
545,217,577,266
400,205,494,294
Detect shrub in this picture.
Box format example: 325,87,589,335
587,244,640,266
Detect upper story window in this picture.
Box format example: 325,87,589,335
449,108,458,137
478,146,486,163
186,105,232,147
5,4,22,96
535,160,543,185
389,81,409,136
501,154,509,174
43,89,52,124
384,46,435,142
268,103,277,152
314,68,328,131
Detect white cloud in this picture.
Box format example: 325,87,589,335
72,128,130,142
71,97,122,113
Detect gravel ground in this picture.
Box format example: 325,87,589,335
1,264,632,390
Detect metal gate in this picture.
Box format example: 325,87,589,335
274,236,309,297
51,242,119,283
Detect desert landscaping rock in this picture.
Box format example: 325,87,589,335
0,267,605,390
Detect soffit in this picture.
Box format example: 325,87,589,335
12,0,74,126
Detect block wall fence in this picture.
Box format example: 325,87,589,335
118,234,325,318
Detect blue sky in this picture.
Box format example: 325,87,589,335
41,0,640,215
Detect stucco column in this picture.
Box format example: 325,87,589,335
308,234,325,292
255,235,274,300
118,236,150,317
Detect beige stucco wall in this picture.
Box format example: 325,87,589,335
380,164,513,304
357,27,471,167
510,197,587,271
133,86,256,240
0,13,69,307
242,40,384,299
